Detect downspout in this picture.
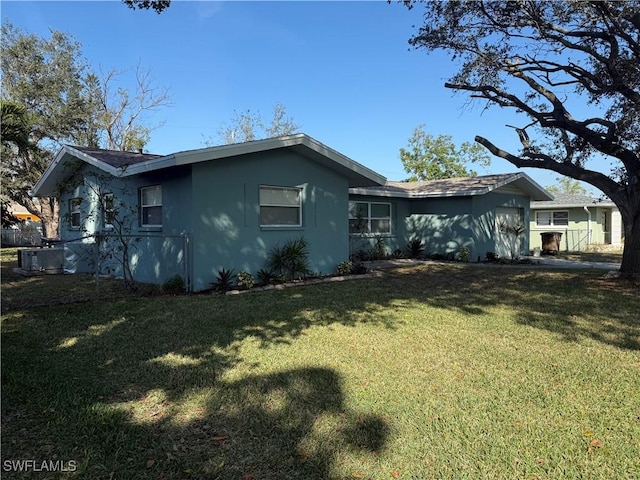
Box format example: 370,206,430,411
182,231,192,292
583,206,592,247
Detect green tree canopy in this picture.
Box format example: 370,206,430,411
399,125,491,181
122,0,170,13
1,23,171,238
545,177,589,197
402,0,640,275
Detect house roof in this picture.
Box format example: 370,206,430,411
71,146,164,168
32,134,387,196
531,193,616,209
350,173,553,201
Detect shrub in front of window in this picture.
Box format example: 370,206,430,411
265,237,311,281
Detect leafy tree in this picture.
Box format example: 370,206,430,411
0,23,95,238
1,201,22,229
209,103,300,145
122,0,170,13
402,1,640,275
545,177,589,197
400,125,491,181
1,23,171,238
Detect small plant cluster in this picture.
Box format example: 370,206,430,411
351,236,389,262
336,261,368,276
211,237,311,292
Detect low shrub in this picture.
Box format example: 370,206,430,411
336,261,354,276
237,271,255,289
162,274,185,294
351,262,368,274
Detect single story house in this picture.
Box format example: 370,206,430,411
32,134,552,291
530,193,623,252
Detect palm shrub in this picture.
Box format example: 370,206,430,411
213,268,236,292
406,237,425,259
265,237,311,281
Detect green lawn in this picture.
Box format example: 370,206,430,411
2,248,639,479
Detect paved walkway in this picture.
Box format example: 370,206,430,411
525,256,621,271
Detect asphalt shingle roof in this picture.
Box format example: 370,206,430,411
71,146,164,168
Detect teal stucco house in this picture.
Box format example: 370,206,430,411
33,134,551,291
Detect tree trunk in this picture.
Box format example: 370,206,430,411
24,196,59,240
620,211,640,277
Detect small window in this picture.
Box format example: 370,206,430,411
69,198,82,229
349,201,391,235
260,186,302,226
104,193,115,229
140,185,162,227
536,210,568,227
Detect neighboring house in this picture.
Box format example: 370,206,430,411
530,193,623,252
1,202,42,246
5,202,41,222
32,134,553,291
349,173,552,261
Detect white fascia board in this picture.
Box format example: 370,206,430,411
349,187,411,198
348,187,488,199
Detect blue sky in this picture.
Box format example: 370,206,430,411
3,0,566,187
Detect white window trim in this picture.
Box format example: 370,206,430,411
259,185,303,227
69,197,82,229
349,201,392,235
140,185,162,228
535,210,569,228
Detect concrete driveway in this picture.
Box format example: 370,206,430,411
526,256,621,271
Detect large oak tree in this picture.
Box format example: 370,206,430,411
402,0,640,275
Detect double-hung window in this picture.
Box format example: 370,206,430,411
259,186,302,227
140,185,162,227
349,201,392,235
103,193,115,230
536,210,568,227
69,198,82,229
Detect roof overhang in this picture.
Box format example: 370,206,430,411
350,172,554,201
34,134,386,197
124,134,386,187
32,145,133,196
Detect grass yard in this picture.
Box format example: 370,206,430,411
1,248,639,479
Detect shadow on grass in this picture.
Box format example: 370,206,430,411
2,261,638,478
